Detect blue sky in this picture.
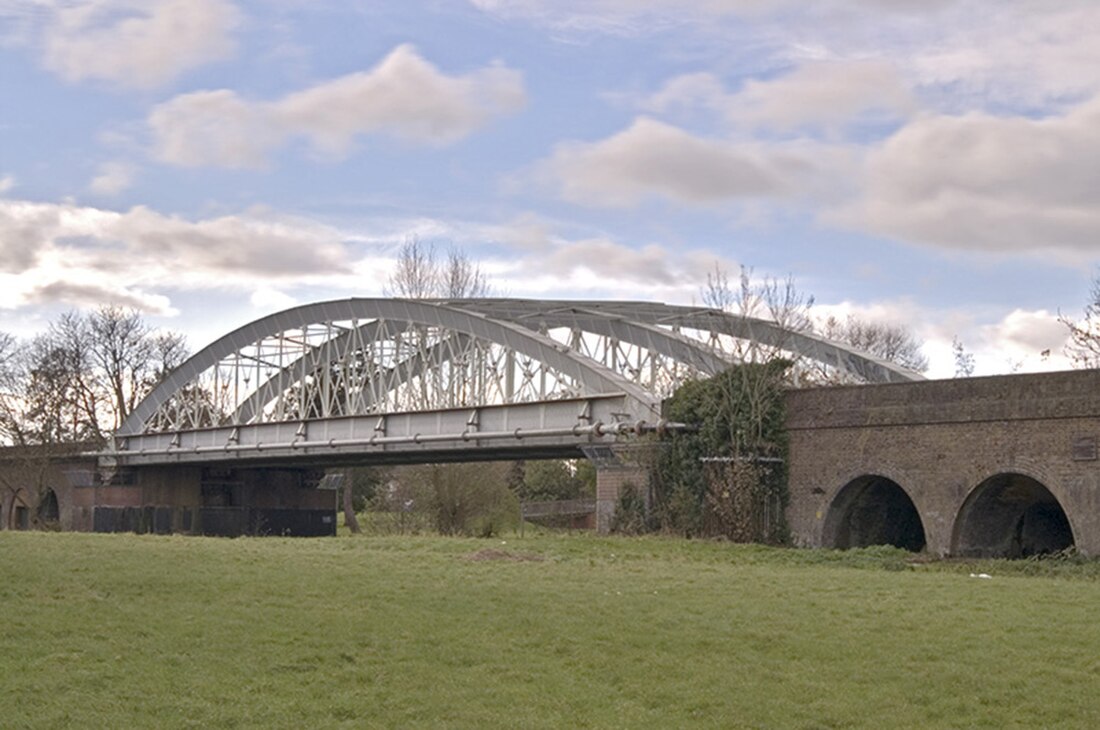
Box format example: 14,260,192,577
2,0,1098,377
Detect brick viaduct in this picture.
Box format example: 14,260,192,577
5,369,1100,558
785,369,1100,557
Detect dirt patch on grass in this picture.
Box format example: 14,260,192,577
464,548,545,562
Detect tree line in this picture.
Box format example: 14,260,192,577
0,306,187,448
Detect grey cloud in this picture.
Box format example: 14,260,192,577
0,199,356,316
0,200,57,272
547,118,789,207
103,206,352,277
644,62,915,135
541,239,683,285
489,216,735,290
26,280,174,314
830,96,1100,258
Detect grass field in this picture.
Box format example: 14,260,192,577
3,531,1100,728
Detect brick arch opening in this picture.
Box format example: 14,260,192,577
823,475,926,551
37,488,60,526
952,473,1073,558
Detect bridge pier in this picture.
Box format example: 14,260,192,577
0,449,337,538
594,464,649,534
88,465,337,537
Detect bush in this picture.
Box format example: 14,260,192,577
400,462,519,537
611,481,649,535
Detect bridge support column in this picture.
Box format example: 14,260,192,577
594,465,649,534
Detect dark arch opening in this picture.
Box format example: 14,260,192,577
953,473,1073,558
823,475,926,552
37,488,59,526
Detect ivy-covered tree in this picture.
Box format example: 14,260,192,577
651,360,791,542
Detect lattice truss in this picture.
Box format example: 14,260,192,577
146,319,587,433
534,322,832,398
124,299,921,437
535,325,706,399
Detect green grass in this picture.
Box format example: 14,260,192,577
3,532,1100,728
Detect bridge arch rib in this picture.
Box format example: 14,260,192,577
118,298,664,437
230,304,736,422
448,300,924,386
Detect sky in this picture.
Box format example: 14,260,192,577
1,0,1098,378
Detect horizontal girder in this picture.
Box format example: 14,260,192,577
109,394,654,467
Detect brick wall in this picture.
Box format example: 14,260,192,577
785,370,1100,555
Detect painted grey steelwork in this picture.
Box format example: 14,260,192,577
107,298,922,467
449,300,922,386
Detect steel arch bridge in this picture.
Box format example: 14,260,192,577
106,298,921,467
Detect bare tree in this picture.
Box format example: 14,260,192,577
20,322,101,443
820,314,929,373
1060,274,1100,368
0,333,30,445
89,306,154,429
385,236,440,299
386,236,492,299
0,308,187,447
702,264,814,366
88,306,189,429
442,248,490,299
952,336,975,377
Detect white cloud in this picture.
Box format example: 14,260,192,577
813,299,1070,377
0,175,14,194
88,162,135,196
979,309,1066,360
486,214,735,299
148,45,526,168
249,287,296,311
830,95,1100,260
278,45,525,152
728,61,915,134
542,117,851,207
907,4,1100,109
148,90,281,169
0,197,354,312
41,0,240,89
475,1,1100,112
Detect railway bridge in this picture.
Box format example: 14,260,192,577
8,298,1100,559
1,297,913,536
